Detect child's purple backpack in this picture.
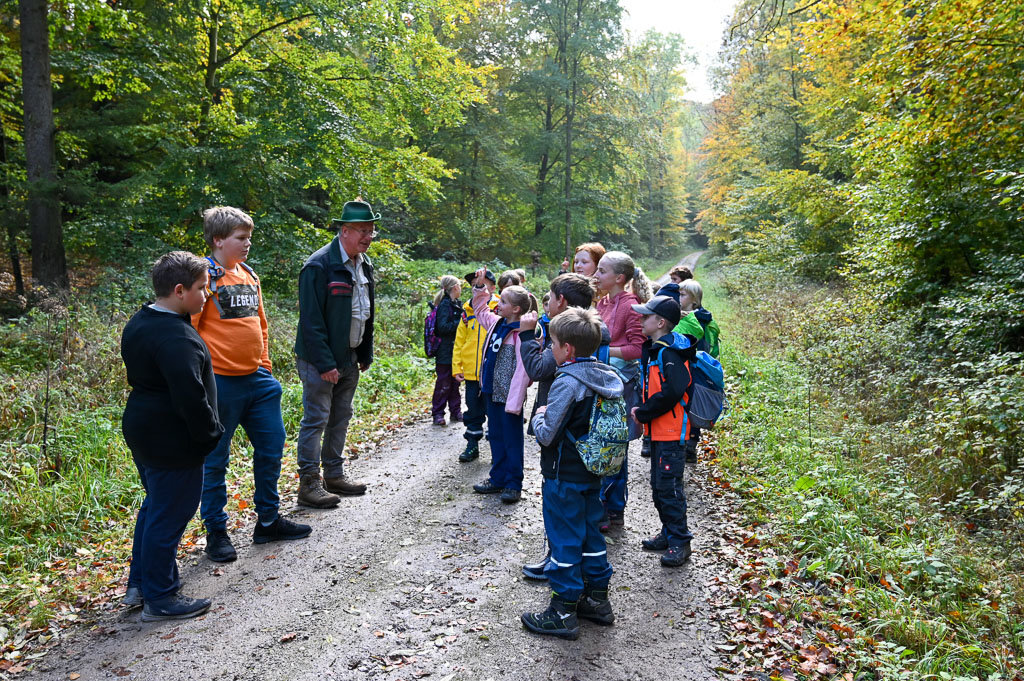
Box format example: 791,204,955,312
424,302,442,358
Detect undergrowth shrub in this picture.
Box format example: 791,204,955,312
718,263,1024,552
707,267,1023,678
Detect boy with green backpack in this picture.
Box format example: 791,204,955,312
521,307,624,640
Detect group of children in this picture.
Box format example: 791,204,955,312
119,209,720,636
429,246,721,640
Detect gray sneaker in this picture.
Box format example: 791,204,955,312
141,594,211,622
123,586,143,608
253,515,312,544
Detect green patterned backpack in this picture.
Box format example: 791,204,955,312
564,391,630,477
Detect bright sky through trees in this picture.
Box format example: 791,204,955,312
619,0,737,102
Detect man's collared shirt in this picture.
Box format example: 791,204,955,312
336,239,371,349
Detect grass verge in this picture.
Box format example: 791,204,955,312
701,266,1022,680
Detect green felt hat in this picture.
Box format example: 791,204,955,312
331,198,381,229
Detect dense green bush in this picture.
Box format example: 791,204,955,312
717,263,1024,555
706,267,1023,678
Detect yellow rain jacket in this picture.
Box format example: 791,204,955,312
452,296,498,381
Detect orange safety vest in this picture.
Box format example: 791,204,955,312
643,348,692,443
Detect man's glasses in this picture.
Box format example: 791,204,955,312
345,226,378,238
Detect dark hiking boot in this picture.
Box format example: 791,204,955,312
522,549,551,581
685,439,698,464
608,511,624,528
323,474,367,496
661,544,692,567
204,528,237,563
298,475,341,508
433,418,446,426
500,488,521,504
141,594,211,622
459,442,480,462
578,583,615,625
253,515,312,544
641,533,668,551
123,586,143,608
473,479,502,494
521,595,580,640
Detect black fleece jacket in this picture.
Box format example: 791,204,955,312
121,305,224,469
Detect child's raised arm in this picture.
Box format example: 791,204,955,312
471,272,499,332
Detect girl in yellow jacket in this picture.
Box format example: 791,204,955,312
453,270,498,462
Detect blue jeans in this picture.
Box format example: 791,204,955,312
201,368,285,530
484,400,524,490
128,461,203,602
296,357,361,478
650,441,693,547
542,478,613,600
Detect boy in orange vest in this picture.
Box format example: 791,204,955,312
629,295,695,567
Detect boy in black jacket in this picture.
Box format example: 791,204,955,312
121,251,224,621
630,295,696,567
521,308,623,640
518,274,611,581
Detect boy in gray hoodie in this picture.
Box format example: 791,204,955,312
521,307,624,640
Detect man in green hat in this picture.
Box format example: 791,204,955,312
293,198,380,507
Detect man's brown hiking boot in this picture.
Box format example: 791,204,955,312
323,474,367,496
298,474,341,508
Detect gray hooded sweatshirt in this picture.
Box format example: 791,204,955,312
531,359,624,483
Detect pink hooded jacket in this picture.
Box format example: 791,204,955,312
472,287,531,414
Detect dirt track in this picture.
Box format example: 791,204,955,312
30,254,732,681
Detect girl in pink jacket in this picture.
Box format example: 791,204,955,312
469,268,537,504
593,251,652,529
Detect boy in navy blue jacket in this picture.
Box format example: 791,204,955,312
521,307,623,640
121,251,224,621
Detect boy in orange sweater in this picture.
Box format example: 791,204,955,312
192,207,311,563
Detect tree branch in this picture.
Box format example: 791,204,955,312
215,13,316,68
789,0,823,15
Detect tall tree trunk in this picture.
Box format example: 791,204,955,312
563,85,574,263
534,96,554,237
19,0,67,290
1,105,25,296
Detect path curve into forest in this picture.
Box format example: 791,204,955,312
653,251,704,288
29,252,730,681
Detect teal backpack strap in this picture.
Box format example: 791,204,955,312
205,256,226,316
239,261,260,289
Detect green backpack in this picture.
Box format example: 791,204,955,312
563,388,630,477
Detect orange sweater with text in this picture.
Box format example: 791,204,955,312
191,265,272,376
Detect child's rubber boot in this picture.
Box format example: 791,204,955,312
521,594,580,640
578,582,614,625
458,441,479,462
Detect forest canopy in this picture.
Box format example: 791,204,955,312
0,0,701,297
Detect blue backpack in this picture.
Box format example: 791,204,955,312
424,302,442,358
686,351,727,429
